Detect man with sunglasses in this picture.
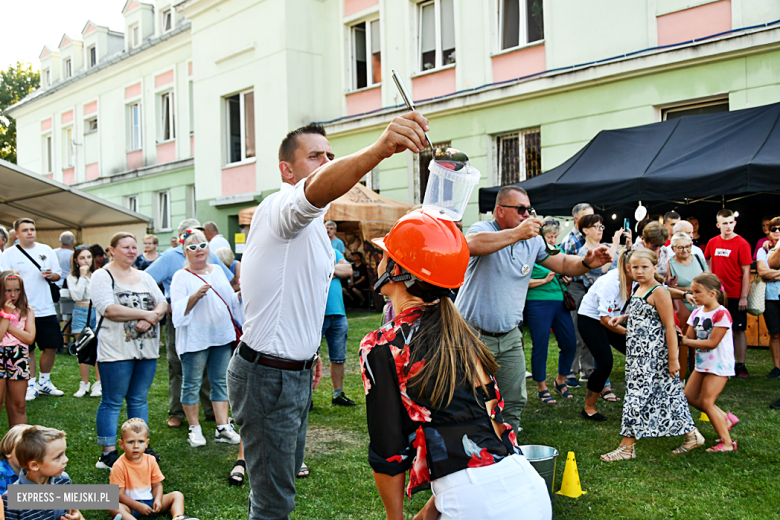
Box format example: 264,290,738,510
455,187,612,434
145,218,235,429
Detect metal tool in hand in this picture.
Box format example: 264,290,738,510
531,209,560,255
391,69,433,149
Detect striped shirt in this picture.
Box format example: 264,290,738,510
2,470,71,520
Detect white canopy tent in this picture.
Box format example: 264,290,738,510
0,159,150,248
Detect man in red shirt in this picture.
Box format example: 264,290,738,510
705,209,752,379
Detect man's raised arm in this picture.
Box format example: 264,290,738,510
304,112,429,209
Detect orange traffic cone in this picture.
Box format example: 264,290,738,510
700,412,710,422
556,451,587,498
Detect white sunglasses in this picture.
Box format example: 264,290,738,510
185,242,209,252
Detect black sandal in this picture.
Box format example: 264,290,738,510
297,462,310,479
554,381,573,399
228,459,246,486
538,390,556,404
601,390,621,402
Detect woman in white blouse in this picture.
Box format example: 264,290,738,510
67,245,101,398
171,230,243,448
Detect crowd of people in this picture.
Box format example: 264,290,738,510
0,108,778,519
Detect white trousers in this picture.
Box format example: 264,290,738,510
431,454,552,520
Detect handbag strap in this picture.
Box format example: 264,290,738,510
185,269,238,326
90,269,115,336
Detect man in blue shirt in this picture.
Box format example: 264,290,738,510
322,247,355,406
146,218,235,428
325,221,345,255
455,189,610,433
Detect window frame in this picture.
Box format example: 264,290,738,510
155,190,172,232
63,58,72,79
127,102,143,152
493,128,541,186
85,117,98,134
498,0,545,52
159,91,176,143
417,0,456,73
87,45,97,68
130,23,140,48
162,8,173,33
62,126,74,168
661,99,729,121
43,134,53,173
224,89,255,165
350,18,381,91
43,68,51,87
126,195,139,213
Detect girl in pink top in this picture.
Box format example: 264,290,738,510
0,270,36,426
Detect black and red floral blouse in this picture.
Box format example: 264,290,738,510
360,307,519,498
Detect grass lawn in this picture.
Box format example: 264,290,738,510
5,310,779,519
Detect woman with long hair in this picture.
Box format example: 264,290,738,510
361,211,551,520
67,245,101,397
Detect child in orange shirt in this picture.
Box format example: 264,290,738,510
109,419,197,520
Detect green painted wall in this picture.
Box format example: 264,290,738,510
326,49,780,228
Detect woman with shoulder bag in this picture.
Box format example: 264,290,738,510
91,232,168,471
756,218,780,378
170,230,243,448
67,245,102,398
524,221,577,404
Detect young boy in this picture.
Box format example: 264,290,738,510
109,419,197,520
1,425,84,520
0,424,33,495
705,209,752,378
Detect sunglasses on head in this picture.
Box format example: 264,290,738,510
649,243,663,250
75,244,92,251
498,205,534,215
770,227,780,233
185,242,209,252
544,220,559,227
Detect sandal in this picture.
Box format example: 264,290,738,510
554,381,573,399
726,412,740,431
227,459,246,486
707,439,737,452
600,390,621,402
173,515,200,520
538,390,557,404
672,429,704,454
296,462,310,479
600,444,636,462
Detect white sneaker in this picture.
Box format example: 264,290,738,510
36,380,65,397
525,371,533,379
73,381,90,398
25,385,38,401
188,427,207,447
90,381,102,397
215,424,241,444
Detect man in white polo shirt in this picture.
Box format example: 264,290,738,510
228,111,429,520
2,218,65,400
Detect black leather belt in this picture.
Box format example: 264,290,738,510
476,328,513,338
238,342,317,370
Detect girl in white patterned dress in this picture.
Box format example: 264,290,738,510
601,249,703,461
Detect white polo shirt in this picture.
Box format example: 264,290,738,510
3,243,63,317
240,180,334,360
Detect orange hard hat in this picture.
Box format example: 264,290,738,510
372,210,469,289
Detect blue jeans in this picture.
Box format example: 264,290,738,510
524,300,576,383
321,315,348,363
96,359,157,446
71,305,97,333
180,345,231,405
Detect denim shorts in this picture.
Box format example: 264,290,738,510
131,499,157,518
180,344,231,405
71,305,97,333
321,315,348,364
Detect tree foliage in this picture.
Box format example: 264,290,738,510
0,62,40,164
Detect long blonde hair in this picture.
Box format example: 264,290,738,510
407,294,499,409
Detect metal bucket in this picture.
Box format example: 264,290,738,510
518,445,559,496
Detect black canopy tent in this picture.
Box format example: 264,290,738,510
479,102,780,217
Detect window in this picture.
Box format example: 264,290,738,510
156,190,171,231
662,99,729,120
499,0,544,51
225,90,255,164
128,102,142,151
63,58,72,79
351,19,381,90
88,45,97,68
160,92,175,141
130,24,140,48
495,128,541,185
416,140,451,203
361,167,380,194
43,69,50,87
126,195,139,213
63,127,74,167
419,0,455,71
43,135,53,173
85,117,98,134
186,184,196,218
162,9,173,32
